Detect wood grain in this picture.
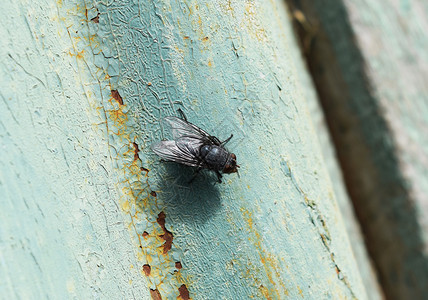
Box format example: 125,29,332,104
287,0,428,298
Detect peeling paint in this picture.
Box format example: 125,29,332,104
178,284,191,300
240,208,289,298
150,289,162,300
156,212,174,255
1,0,367,298
61,1,190,298
111,90,124,106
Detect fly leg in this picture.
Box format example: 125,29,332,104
215,171,223,183
188,167,202,184
177,108,188,122
221,134,233,146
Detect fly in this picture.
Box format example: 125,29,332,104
151,109,239,183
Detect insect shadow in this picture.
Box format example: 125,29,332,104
156,162,221,224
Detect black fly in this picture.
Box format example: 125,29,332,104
151,109,239,183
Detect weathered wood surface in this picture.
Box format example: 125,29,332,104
287,0,428,299
1,0,368,299
285,7,384,298
0,1,151,299
294,39,384,300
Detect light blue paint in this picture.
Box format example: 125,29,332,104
1,0,367,299
99,0,367,298
295,0,428,298
0,0,149,298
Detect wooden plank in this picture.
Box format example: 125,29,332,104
0,0,368,298
292,29,385,299
0,1,151,299
287,0,428,298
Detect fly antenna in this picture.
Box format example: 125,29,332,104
221,134,233,146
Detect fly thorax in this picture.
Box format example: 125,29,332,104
199,144,211,158
199,145,229,170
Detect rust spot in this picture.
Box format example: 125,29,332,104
76,50,84,59
91,13,100,23
147,82,152,86
175,261,182,269
143,264,151,276
150,191,157,197
141,166,150,174
178,284,190,300
156,211,173,254
133,142,140,161
202,36,209,41
150,289,162,300
142,231,149,238
184,36,190,39
111,89,123,105
259,285,270,299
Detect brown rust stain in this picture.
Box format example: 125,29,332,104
178,284,190,300
241,208,288,298
69,49,85,59
132,142,141,161
143,264,151,276
74,3,191,298
91,13,100,23
297,285,304,297
111,89,124,105
141,166,150,175
150,289,162,300
157,211,174,254
175,261,182,270
259,285,271,299
242,2,267,42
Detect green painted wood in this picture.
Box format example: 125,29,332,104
1,0,368,298
287,0,428,299
290,28,384,300
0,0,151,299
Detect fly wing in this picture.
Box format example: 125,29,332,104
163,116,220,145
151,140,200,167
175,136,205,157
